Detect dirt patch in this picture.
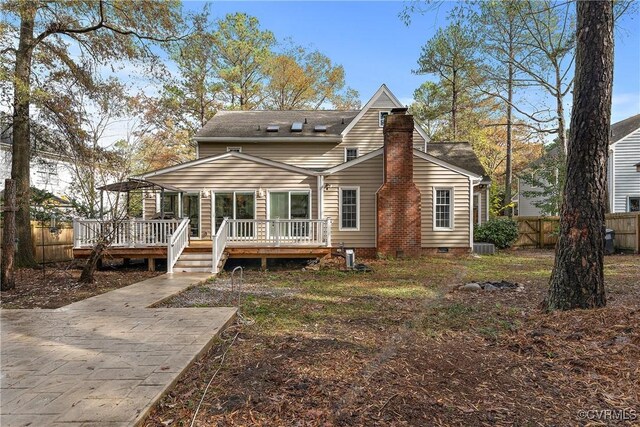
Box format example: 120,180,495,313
0,260,161,309
143,251,640,426
155,276,301,308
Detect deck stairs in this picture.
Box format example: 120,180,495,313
172,246,228,273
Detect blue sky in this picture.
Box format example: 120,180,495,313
185,0,639,123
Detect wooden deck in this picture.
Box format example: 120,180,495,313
74,241,330,271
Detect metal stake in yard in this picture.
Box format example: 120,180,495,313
231,266,244,309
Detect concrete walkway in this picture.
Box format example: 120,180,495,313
1,273,236,427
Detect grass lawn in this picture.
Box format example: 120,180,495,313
145,250,639,426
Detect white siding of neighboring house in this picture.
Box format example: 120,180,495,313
517,176,546,217
609,128,640,212
1,143,74,198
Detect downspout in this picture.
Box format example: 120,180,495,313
469,177,483,250
317,175,324,219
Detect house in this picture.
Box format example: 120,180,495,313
72,85,491,271
517,114,640,216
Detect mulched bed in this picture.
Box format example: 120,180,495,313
0,260,162,309
140,251,640,426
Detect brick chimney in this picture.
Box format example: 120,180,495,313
376,108,422,257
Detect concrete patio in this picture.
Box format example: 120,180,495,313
0,273,236,426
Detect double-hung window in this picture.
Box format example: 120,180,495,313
434,188,453,230
345,148,359,162
340,187,359,230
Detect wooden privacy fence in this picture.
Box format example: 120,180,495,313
515,212,640,253
0,220,74,263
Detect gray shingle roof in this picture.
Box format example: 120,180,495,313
426,142,488,179
195,110,359,139
611,114,640,143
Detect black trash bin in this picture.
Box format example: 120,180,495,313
605,228,615,255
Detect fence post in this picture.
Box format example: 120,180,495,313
538,218,544,249
636,213,640,254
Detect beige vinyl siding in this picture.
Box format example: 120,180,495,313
197,109,426,167
342,108,425,156
147,157,317,237
474,187,489,224
414,155,471,248
324,155,383,247
200,197,212,239
198,142,343,169
142,193,156,219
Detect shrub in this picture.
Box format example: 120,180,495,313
475,218,519,249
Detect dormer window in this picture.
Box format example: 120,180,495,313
379,111,389,127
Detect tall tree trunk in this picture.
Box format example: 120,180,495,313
546,0,614,311
11,4,37,267
1,179,17,290
451,69,458,140
504,40,514,218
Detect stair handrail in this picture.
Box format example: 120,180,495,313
167,217,190,273
212,217,229,274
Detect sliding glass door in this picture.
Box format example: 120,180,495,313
183,194,200,237
269,191,310,237
214,192,255,237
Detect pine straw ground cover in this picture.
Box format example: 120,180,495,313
145,250,639,427
0,260,160,309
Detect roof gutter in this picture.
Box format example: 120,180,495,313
194,136,342,143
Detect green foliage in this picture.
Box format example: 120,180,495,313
474,218,519,248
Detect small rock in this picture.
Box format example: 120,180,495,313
460,283,481,291
483,284,498,291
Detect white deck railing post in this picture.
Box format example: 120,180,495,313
326,217,332,247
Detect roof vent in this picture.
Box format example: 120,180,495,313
314,125,327,132
304,118,308,124
341,118,345,124
291,122,303,132
266,125,279,132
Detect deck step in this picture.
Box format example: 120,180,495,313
176,253,211,261
172,266,212,273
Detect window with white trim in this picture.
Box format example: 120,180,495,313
379,111,389,127
345,148,359,162
340,187,359,230
226,147,242,152
434,188,453,229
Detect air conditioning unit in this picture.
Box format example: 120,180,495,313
345,249,355,269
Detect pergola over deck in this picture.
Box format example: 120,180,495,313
97,178,185,219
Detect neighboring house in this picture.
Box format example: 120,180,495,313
0,132,74,203
73,85,491,271
517,114,640,216
608,114,640,212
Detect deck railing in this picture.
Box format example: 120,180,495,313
73,218,181,248
212,218,229,274
226,218,332,247
167,218,190,273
